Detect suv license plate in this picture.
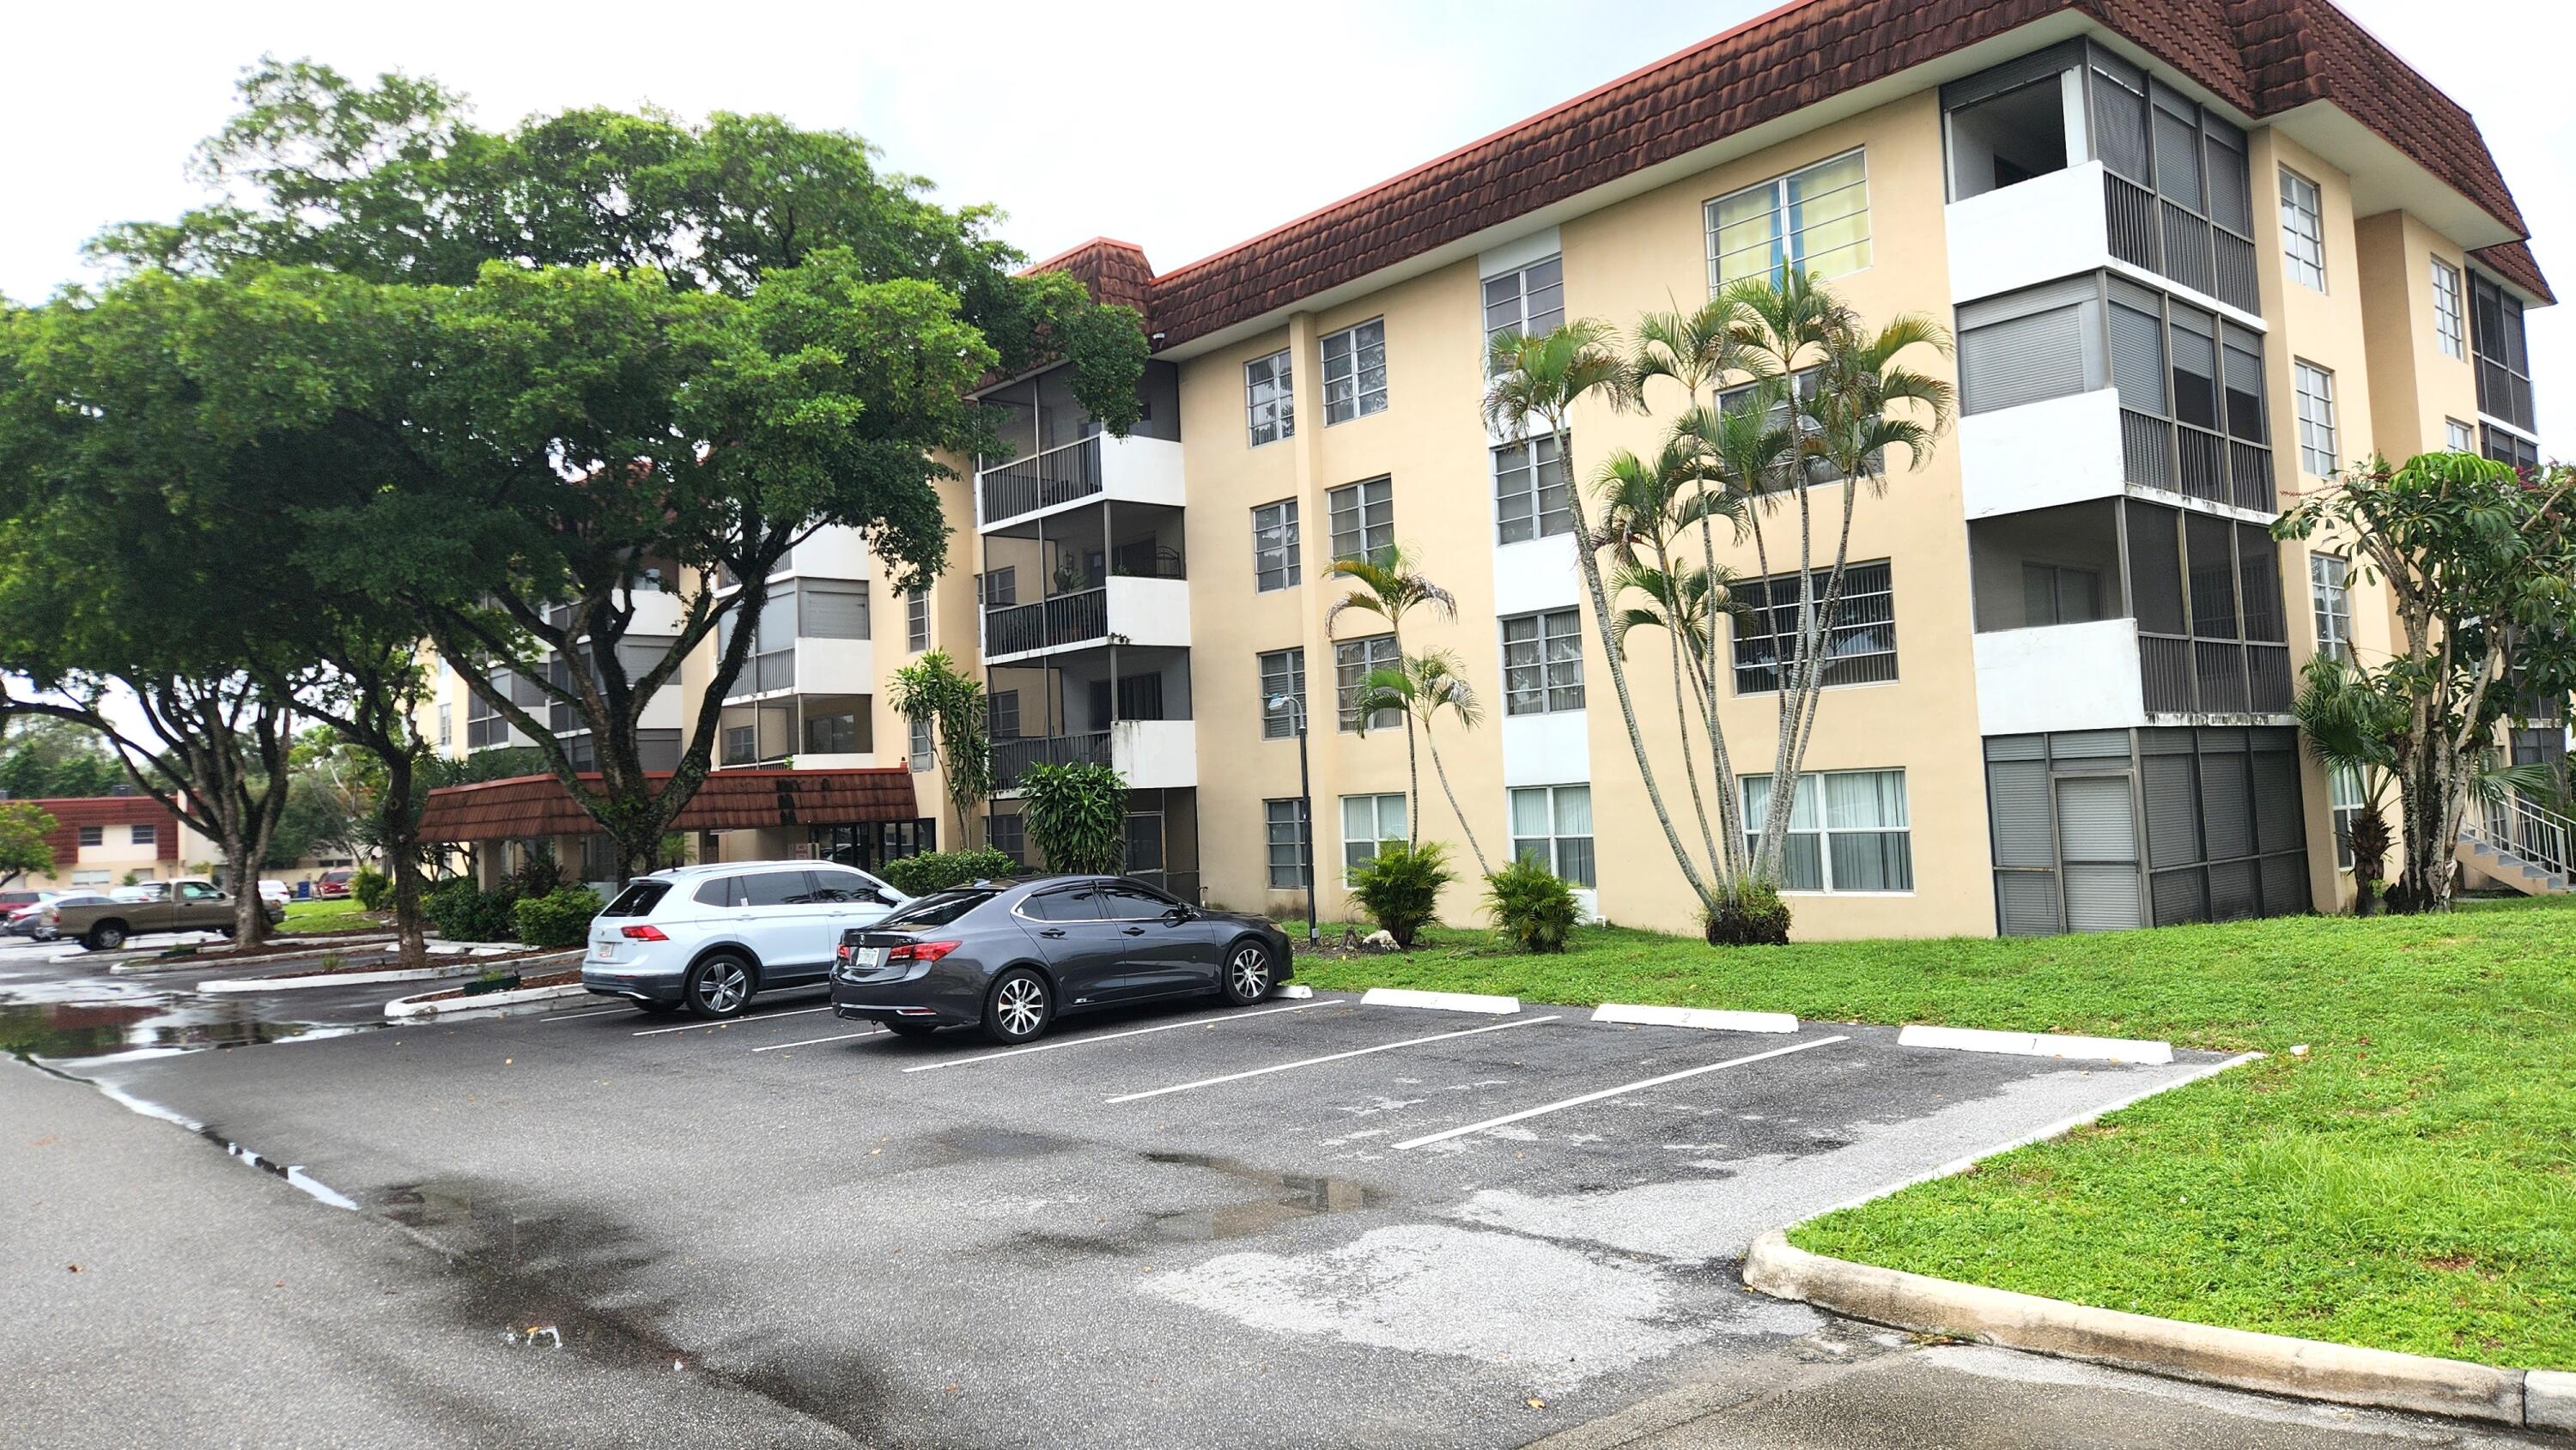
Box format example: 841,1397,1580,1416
592,943,616,961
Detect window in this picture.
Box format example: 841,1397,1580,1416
985,812,1026,865
1492,436,1571,543
2484,422,2540,474
2021,562,2105,627
71,871,108,886
987,690,1020,741
717,587,797,695
1334,634,1401,731
1509,785,1595,887
1340,794,1406,878
1501,610,1583,715
1252,501,1301,592
1706,149,1872,290
1732,561,1898,694
1265,799,1310,889
739,871,817,907
801,580,869,639
2293,361,2336,476
2309,555,2351,663
2431,259,2466,360
1259,648,1306,739
2470,271,2535,432
908,717,933,771
2446,418,2476,453
804,709,861,755
1742,769,1913,892
721,724,759,767
131,823,156,846
1021,885,1103,922
1327,477,1393,562
1246,349,1294,446
905,586,928,652
2330,764,2365,871
980,569,1016,609
77,825,103,847
1321,319,1388,425
2279,167,2325,291
437,702,452,748
1099,882,1178,919
1483,257,1564,348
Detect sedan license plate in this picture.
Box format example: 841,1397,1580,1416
855,947,887,970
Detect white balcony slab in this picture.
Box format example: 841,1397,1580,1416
976,433,1186,531
1947,161,2114,306
1974,617,2147,736
1492,535,1582,616
1115,719,1197,791
1959,388,2127,520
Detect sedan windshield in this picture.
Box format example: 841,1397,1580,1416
875,889,997,931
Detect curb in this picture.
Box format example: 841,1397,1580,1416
1270,984,1315,999
1743,1229,2561,1433
1359,986,1520,1015
1593,1002,1797,1034
203,950,579,995
385,980,589,1022
1897,1022,2173,1065
105,934,399,974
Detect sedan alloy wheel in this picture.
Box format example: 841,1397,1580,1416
1224,943,1273,1004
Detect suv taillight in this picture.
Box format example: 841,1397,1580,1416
889,941,961,963
620,925,668,941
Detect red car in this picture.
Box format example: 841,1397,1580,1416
313,870,356,899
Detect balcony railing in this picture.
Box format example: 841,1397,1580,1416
2119,410,2275,513
2104,172,2259,316
2141,634,2292,716
992,731,1112,788
983,587,1109,658
979,434,1103,526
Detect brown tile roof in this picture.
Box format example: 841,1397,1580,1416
1036,0,2549,342
20,796,183,865
416,770,920,842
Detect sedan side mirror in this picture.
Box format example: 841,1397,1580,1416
1163,904,1194,924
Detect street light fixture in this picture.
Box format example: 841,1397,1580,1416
1265,692,1320,945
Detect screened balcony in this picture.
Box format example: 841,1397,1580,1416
987,646,1194,792
1942,40,2258,315
979,501,1190,662
715,580,873,703
974,361,1183,530
718,694,872,769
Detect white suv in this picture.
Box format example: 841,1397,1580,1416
581,860,908,1019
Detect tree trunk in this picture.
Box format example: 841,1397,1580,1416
378,753,430,968
1423,727,1490,877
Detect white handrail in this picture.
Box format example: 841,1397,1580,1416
972,430,1102,479
2465,792,2574,881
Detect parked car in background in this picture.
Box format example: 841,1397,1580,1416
581,860,909,1019
4,892,71,938
0,890,42,913
46,879,283,951
313,870,356,899
829,876,1291,1045
258,880,290,907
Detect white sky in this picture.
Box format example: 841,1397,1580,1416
3,0,2569,440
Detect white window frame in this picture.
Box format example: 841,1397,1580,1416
2330,764,2365,871
2280,167,2326,292
1339,793,1406,883
2445,418,2476,453
908,716,933,772
1732,560,1898,695
1705,149,1874,293
2431,258,2466,360
1334,634,1401,733
903,585,929,652
1246,349,1294,447
1327,477,1394,562
2293,360,2337,477
1500,610,1583,715
1741,769,1914,894
1482,256,1564,349
1252,500,1301,592
131,823,156,846
1259,648,1306,739
1265,798,1310,889
1319,319,1388,425
77,825,104,848
1508,784,1595,887
2309,554,2352,664
71,870,110,887
1492,435,1571,543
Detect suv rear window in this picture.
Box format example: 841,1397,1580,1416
601,881,672,918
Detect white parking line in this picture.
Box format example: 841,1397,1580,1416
1103,1015,1561,1105
899,1001,1326,1074
1392,1034,1850,1150
752,1030,891,1056
540,1006,632,1023
631,1004,833,1037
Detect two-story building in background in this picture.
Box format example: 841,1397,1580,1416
422,0,2556,937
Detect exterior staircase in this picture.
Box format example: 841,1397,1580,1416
2456,792,2576,895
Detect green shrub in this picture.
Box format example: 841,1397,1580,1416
1020,762,1127,874
1349,841,1454,949
349,868,392,911
881,847,1018,898
1485,855,1579,953
462,969,522,997
1704,879,1792,946
424,877,519,943
513,885,602,949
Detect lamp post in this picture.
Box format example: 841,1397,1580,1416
1266,692,1320,946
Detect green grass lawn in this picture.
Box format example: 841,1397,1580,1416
276,897,374,933
1294,904,2576,1368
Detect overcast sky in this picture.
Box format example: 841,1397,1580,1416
3,0,2568,439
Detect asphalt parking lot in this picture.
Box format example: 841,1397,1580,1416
9,974,2335,1449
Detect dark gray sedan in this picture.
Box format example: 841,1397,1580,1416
829,876,1293,1044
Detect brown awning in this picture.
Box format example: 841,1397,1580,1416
416,769,920,843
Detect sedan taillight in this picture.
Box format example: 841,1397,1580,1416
889,940,961,964
620,925,668,941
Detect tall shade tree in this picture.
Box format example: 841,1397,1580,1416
2275,452,2575,910
82,58,1147,884
0,802,54,888
0,716,125,799
1324,547,1459,850
1354,651,1492,876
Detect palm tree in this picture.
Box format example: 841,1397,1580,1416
1354,650,1492,876
2293,653,2403,914
1484,319,1721,911
1717,272,1953,885
1324,545,1455,847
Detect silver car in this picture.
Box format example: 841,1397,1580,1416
580,860,908,1018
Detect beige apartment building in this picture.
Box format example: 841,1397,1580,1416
432,0,2556,939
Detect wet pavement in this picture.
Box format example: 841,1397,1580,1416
1,949,2536,1448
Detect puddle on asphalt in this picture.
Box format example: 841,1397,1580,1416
0,995,368,1064
1143,1150,1386,1243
